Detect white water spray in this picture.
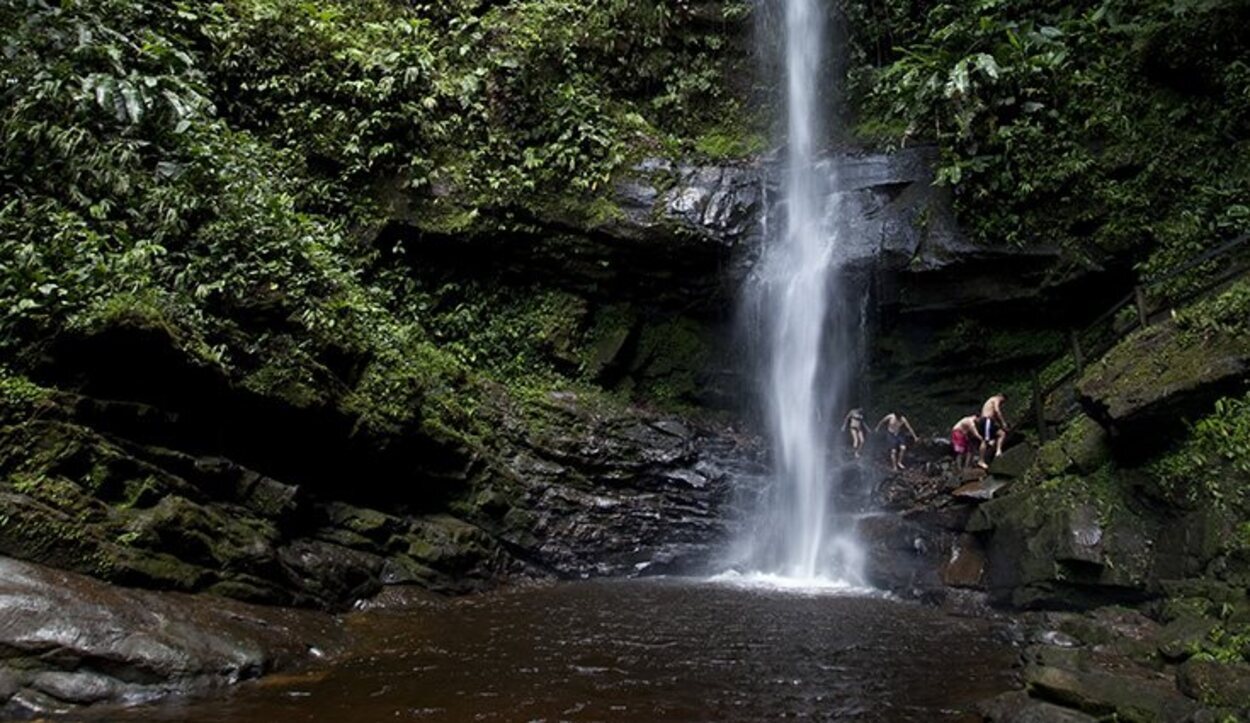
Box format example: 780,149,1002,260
727,0,865,586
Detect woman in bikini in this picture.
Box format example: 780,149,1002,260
841,408,867,458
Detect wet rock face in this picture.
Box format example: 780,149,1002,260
1,321,762,611
619,146,1075,315
0,400,759,607
858,459,990,599
0,556,342,715
608,159,764,250
379,159,766,316
468,391,766,578
0,411,505,608
384,146,1081,318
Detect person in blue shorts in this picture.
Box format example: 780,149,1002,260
875,411,919,471
977,393,1009,469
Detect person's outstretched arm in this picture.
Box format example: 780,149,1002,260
841,412,850,431
874,416,890,432
904,418,919,441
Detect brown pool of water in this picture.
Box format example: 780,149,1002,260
100,578,1019,722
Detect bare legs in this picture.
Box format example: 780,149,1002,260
889,444,907,471
977,431,1006,468
850,429,864,458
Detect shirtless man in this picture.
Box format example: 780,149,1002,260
978,393,1009,468
841,408,867,458
875,412,919,471
950,414,985,471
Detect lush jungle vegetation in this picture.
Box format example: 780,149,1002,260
0,0,754,432
847,0,1250,285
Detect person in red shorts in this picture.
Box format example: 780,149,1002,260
950,414,984,471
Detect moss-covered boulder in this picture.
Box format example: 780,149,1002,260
1078,319,1250,458
1176,659,1250,709
971,481,1156,608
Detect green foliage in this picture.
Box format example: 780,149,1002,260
407,281,587,378
0,369,51,419
194,0,754,221
0,0,746,450
850,0,1250,264
1150,393,1250,512
1174,278,1250,342
1193,623,1250,665
694,125,768,160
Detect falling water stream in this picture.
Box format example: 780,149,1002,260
729,0,865,584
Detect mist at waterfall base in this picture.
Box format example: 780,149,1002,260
716,0,869,590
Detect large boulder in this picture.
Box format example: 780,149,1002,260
980,691,1099,722
1078,320,1250,458
0,557,342,714
1025,664,1197,721
970,487,1156,609
1176,659,1250,709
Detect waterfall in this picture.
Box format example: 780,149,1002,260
724,0,865,586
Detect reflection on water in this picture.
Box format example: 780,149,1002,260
101,579,1017,722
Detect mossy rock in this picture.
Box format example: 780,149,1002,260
1037,416,1111,478
104,548,212,593
399,514,501,577
628,318,712,404
1158,615,1219,661
585,319,636,381
975,484,1156,607
313,526,380,553
1078,319,1250,459
0,419,192,508
380,554,439,587
324,502,403,543
126,495,281,573
1153,510,1234,580
1025,664,1198,722
0,492,111,577
1176,659,1250,708
203,578,289,605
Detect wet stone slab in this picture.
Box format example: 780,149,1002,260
0,556,344,715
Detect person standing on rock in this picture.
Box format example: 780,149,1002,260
950,414,984,471
875,411,919,471
841,408,867,458
977,393,1009,468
